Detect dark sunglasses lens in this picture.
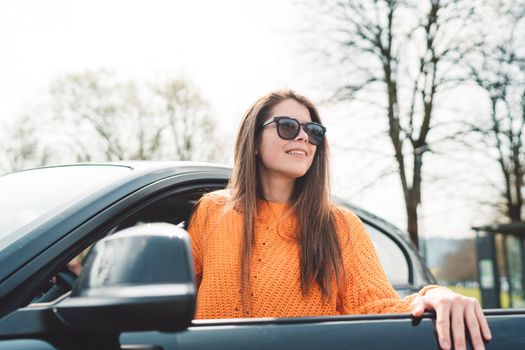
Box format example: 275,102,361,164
277,119,300,139
305,124,324,145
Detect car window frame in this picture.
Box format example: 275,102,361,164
360,219,414,290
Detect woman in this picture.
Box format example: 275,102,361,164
188,89,491,350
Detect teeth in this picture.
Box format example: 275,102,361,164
287,150,306,156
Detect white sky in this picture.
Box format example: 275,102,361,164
0,0,311,124
0,0,503,240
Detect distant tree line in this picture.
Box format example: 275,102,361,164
434,239,478,283
0,70,224,173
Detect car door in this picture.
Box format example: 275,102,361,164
1,175,525,349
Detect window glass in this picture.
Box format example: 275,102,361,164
0,165,131,249
366,224,409,286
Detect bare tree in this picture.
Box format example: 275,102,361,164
467,0,525,222
310,0,481,247
49,70,220,163
50,70,165,161
152,79,220,162
0,114,51,172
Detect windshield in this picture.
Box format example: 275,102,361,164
0,165,132,250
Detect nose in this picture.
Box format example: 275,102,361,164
294,125,309,143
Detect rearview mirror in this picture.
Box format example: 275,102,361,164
55,222,196,332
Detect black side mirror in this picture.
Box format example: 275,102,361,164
55,222,196,332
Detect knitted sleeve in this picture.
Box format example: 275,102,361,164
187,194,213,288
334,207,416,314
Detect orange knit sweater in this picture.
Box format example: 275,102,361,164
188,190,418,319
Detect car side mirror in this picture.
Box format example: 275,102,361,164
55,222,196,332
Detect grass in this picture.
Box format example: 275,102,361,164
448,286,481,303
448,286,513,308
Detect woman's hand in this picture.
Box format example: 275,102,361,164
66,257,83,276
410,287,491,350
51,257,83,283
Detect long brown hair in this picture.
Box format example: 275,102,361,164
227,89,345,311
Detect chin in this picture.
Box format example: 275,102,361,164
282,168,310,179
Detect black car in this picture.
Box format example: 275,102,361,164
0,162,523,350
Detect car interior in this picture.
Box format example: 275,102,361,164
31,182,413,306
32,185,222,305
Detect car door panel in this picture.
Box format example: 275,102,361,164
121,312,525,350
0,340,56,350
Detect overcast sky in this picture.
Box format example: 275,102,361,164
0,0,313,125
0,0,500,240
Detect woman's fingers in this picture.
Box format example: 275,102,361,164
475,300,492,341
465,299,484,350
434,299,452,349
67,257,83,275
410,296,426,317
419,288,491,350
450,297,466,350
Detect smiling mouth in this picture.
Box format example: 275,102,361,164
286,150,307,157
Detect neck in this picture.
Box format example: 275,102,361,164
259,171,295,204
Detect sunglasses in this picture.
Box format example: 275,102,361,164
260,116,326,146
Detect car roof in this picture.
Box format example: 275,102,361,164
4,160,231,176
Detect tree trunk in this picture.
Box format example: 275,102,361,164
407,190,420,249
